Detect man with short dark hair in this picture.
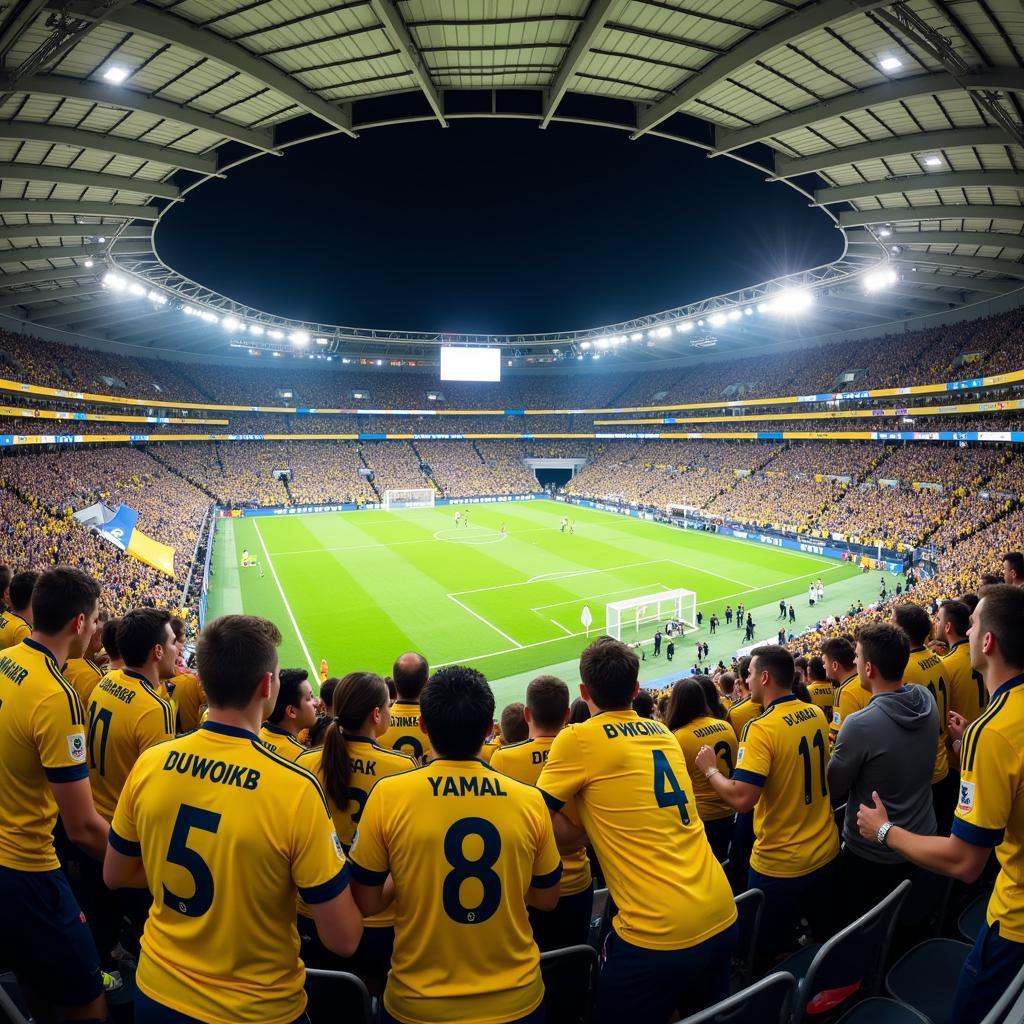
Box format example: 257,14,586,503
0,567,109,1023
806,655,833,719
938,599,986,725
260,667,317,761
822,635,867,745
828,623,937,924
350,665,561,1024
105,614,361,1024
0,564,12,611
1002,551,1024,586
499,701,528,745
697,645,838,962
858,585,1024,1024
379,651,429,760
540,637,737,1024
492,675,593,952
0,569,37,650
65,606,108,708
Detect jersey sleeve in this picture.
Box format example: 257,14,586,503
733,720,771,788
33,685,88,784
347,780,390,886
529,793,563,889
952,727,1015,848
537,727,587,811
138,701,175,753
290,782,350,904
109,760,142,856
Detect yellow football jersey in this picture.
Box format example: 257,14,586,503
904,648,948,784
952,675,1024,942
64,657,104,708
86,668,175,822
349,759,561,1024
479,738,501,763
806,681,834,716
0,611,31,651
729,697,762,739
830,674,869,745
538,710,736,951
168,672,206,733
258,722,306,763
673,716,737,822
944,640,987,725
110,720,349,1024
297,736,415,926
377,699,425,761
734,695,839,878
491,737,592,896
0,639,88,871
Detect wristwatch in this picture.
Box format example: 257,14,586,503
877,821,895,846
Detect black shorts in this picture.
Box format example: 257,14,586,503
0,864,104,1006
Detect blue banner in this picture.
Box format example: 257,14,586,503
98,504,138,551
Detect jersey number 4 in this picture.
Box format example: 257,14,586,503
653,750,690,825
163,804,222,917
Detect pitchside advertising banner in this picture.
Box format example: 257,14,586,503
221,494,545,518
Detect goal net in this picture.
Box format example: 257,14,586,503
606,588,697,641
383,488,435,510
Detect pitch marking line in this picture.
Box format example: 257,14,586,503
446,594,523,649
272,525,551,556
252,519,319,680
530,582,671,614
549,619,574,637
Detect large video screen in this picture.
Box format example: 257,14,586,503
440,346,501,382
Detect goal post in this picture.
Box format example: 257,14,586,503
606,588,697,641
383,488,435,510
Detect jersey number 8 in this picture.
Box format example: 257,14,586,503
442,817,501,925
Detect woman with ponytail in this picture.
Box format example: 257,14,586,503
296,672,417,991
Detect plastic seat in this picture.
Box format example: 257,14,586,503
540,944,599,1024
959,891,989,944
588,886,611,952
305,967,373,1024
678,971,795,1024
731,888,765,990
979,961,1024,1024
885,937,972,1024
791,878,912,1024
836,996,931,1022
0,975,30,1024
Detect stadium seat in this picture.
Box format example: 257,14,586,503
979,962,1024,1024
835,996,931,1023
732,888,765,990
787,878,912,1024
589,887,612,951
539,944,599,1024
0,975,29,1024
304,967,373,1024
958,891,990,944
885,938,973,1024
677,971,796,1024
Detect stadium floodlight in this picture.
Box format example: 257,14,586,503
655,326,671,338
592,353,601,360
97,236,106,244
891,245,901,254
222,316,240,331
200,310,218,323
597,338,610,349
678,321,693,332
102,65,130,84
756,303,768,313
727,309,741,320
128,282,145,296
147,290,167,305
924,155,942,167
103,272,125,290
744,307,753,315
769,288,813,315
315,336,328,345
878,227,892,237
611,335,623,346
864,268,898,292
83,258,94,268
290,330,309,346
879,55,902,71
629,332,643,341
581,340,592,350
249,324,264,336
268,329,284,340
709,312,727,327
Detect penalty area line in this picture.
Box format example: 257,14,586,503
446,593,523,649
252,519,319,680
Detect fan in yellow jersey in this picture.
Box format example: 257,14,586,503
805,655,834,719
377,651,429,761
296,671,416,993
823,636,868,745
727,666,762,740
666,678,737,862
104,614,362,1024
697,645,839,965
350,665,562,1024
893,603,953,832
0,569,36,651
858,585,1024,1024
65,607,108,708
259,667,317,762
0,568,110,1023
491,675,593,952
539,638,736,1024
937,599,987,724
164,614,206,733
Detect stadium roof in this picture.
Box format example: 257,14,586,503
1,0,1022,363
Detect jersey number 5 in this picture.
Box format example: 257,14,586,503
164,804,222,917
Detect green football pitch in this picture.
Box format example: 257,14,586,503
206,499,877,706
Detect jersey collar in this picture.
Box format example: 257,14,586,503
992,672,1024,700
766,693,799,709
121,668,155,689
202,721,260,741
24,637,58,666
343,733,376,745
949,639,968,652
261,722,294,738
10,611,30,628
840,673,858,686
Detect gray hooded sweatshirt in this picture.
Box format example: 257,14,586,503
827,685,939,864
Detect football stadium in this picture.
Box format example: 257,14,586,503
2,1,1024,1022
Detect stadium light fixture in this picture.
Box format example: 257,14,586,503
147,290,167,305
103,272,125,291
756,304,768,313
83,258,94,268
864,268,898,292
97,236,106,244
769,288,813,315
200,310,218,323
597,338,610,349
678,321,693,332
290,330,310,346
581,340,592,350
268,329,284,340
891,245,901,254
878,227,892,237
249,324,264,336
102,65,131,84
655,326,671,338
629,332,643,341
727,309,741,321
709,312,727,327
315,336,328,345
879,55,902,71
924,155,942,167
128,282,145,296
222,316,240,331
744,307,753,315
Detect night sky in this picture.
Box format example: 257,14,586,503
158,119,840,335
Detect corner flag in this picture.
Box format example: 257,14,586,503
581,605,593,636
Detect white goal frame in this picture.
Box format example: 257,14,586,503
383,488,435,510
606,588,697,641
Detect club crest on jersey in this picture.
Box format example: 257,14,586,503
736,748,745,764
958,781,976,815
67,733,86,763
332,831,345,861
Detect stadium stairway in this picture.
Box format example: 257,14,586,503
356,446,383,501
144,448,222,502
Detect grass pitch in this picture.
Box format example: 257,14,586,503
207,499,864,696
